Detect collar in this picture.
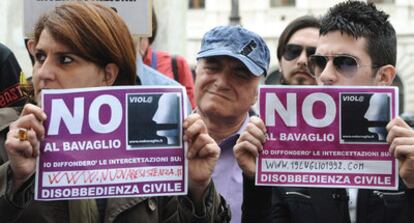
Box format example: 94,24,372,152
0,107,21,131
218,113,250,147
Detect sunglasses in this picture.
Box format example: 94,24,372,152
309,54,379,78
282,44,316,61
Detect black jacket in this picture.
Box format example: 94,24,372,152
242,176,414,223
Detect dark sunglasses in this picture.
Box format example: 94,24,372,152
309,54,379,78
282,44,316,61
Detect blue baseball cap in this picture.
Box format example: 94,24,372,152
196,25,270,76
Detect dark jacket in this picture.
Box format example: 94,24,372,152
242,176,414,223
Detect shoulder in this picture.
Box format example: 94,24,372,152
155,50,173,60
140,64,181,86
173,55,191,67
0,43,13,63
0,107,22,131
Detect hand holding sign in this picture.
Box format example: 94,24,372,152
5,104,47,190
183,113,220,205
387,117,414,188
234,116,267,178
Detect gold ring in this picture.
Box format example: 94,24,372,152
18,128,28,141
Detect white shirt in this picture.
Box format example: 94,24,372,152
347,188,358,223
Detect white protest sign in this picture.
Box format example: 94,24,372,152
24,0,151,37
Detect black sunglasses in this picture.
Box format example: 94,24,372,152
309,54,379,78
282,44,316,61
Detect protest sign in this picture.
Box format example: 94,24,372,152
257,86,398,190
24,0,151,37
35,86,186,200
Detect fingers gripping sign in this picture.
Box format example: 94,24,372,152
183,113,220,187
386,116,414,188
5,104,47,190
234,116,267,178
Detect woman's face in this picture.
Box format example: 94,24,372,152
31,29,116,104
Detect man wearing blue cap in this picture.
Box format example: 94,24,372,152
194,25,270,223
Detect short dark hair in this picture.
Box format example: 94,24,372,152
320,0,396,67
277,15,321,61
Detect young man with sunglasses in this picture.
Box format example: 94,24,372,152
235,1,414,223
273,15,320,85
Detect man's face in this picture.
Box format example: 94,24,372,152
313,31,380,86
280,27,319,85
195,56,260,120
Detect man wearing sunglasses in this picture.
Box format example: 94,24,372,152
235,1,414,223
272,15,320,85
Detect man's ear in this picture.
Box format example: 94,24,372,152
375,65,396,86
103,63,119,86
252,87,259,106
194,61,202,83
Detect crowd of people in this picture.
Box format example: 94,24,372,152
0,1,413,223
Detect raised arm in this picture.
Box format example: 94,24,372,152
0,104,46,221
180,113,230,222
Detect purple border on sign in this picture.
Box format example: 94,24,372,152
256,86,398,190
35,86,187,200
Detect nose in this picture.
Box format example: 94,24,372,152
213,68,232,90
296,49,308,66
318,60,337,85
35,58,56,83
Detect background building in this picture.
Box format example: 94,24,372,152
154,0,414,114
1,0,413,113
